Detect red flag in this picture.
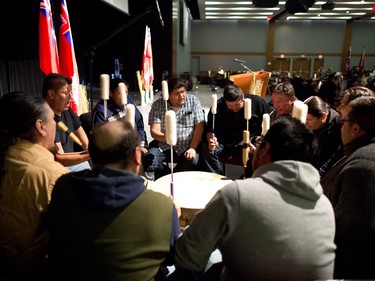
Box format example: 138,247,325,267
344,46,351,81
59,0,81,114
39,0,60,75
358,47,365,70
142,26,154,96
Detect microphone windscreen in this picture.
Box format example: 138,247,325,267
118,82,127,105
211,94,217,114
292,100,308,124
125,104,135,128
100,74,110,100
262,113,270,136
162,80,169,101
244,98,252,120
165,110,177,146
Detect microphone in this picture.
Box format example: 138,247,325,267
155,0,164,28
234,58,246,64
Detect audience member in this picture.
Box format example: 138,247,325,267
45,121,180,281
42,73,90,171
304,95,342,169
269,82,297,123
319,86,375,176
146,77,205,180
92,77,148,150
366,77,375,93
174,117,336,281
0,92,69,280
317,72,346,109
200,84,272,176
291,76,314,102
336,85,375,118
346,66,361,88
321,96,375,279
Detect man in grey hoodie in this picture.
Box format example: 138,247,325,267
173,117,336,281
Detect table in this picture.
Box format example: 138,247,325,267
149,171,232,226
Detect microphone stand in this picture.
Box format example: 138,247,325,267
238,62,254,74
234,60,257,95
83,7,154,112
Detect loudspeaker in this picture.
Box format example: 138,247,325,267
253,0,279,8
285,0,315,14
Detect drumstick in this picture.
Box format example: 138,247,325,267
162,80,169,112
261,113,270,137
211,94,217,140
166,110,177,197
242,130,250,179
118,82,127,109
57,121,85,150
100,74,110,119
136,70,145,106
125,104,135,128
244,98,252,131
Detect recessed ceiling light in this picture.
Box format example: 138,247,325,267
200,0,375,20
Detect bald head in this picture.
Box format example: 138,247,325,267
89,121,140,170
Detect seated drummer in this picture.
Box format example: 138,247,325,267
172,117,336,280
200,84,272,176
145,77,205,180
42,73,91,172
45,121,181,280
92,77,148,151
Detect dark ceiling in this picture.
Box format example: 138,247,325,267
1,0,172,88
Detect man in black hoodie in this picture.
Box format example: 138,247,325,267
45,121,180,281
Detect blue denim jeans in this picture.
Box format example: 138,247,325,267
67,161,91,172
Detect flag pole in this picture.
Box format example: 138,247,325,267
358,46,366,70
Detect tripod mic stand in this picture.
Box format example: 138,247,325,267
83,7,154,112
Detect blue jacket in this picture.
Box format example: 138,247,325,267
92,96,147,146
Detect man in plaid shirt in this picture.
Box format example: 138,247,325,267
146,77,205,180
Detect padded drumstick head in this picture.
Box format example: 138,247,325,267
165,110,177,146
244,98,252,120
